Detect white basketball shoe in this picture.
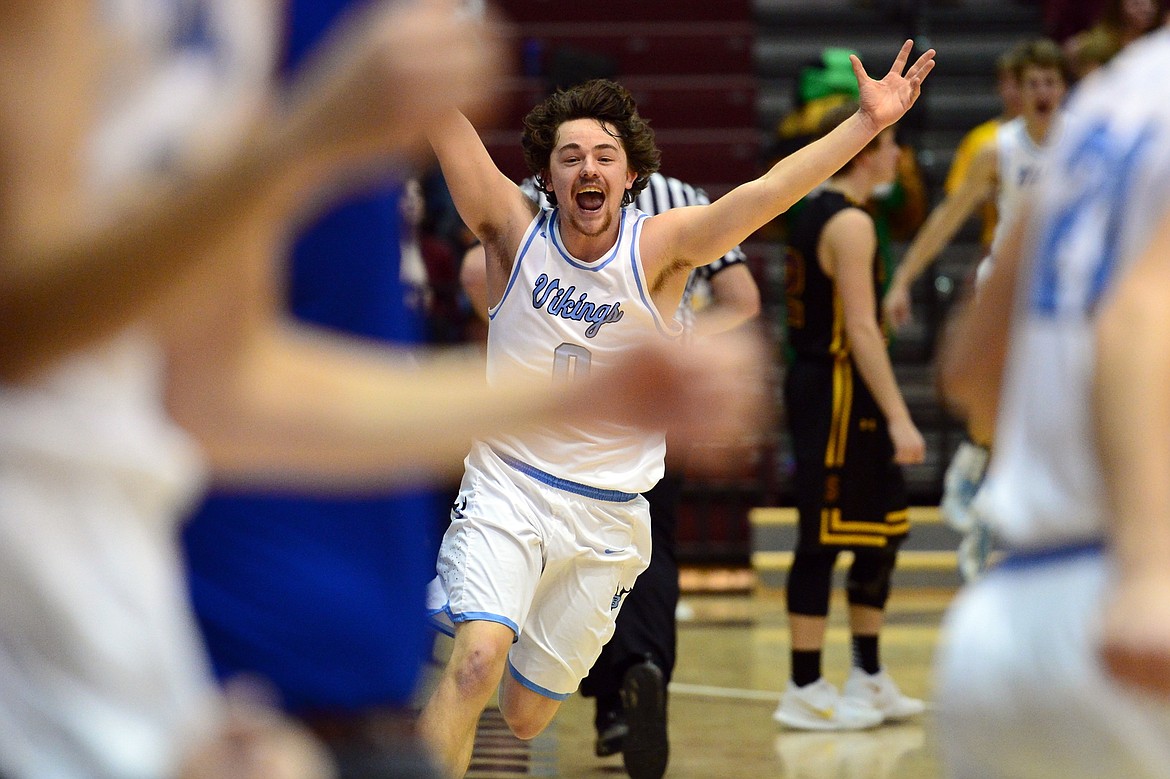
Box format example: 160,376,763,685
772,678,883,731
842,668,926,721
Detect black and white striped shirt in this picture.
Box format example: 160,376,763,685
520,172,747,331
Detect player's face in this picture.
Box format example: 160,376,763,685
1019,65,1066,126
997,70,1021,117
546,118,637,239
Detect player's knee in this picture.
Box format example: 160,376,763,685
450,639,509,701
786,549,838,616
499,685,559,740
502,710,551,741
845,549,897,609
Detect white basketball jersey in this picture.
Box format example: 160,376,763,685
975,29,1170,548
486,207,682,494
990,116,1047,256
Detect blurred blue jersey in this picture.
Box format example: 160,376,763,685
182,0,440,713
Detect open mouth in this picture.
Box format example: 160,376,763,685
575,186,605,213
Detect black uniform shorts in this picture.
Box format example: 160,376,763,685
783,356,910,552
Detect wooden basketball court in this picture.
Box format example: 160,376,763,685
446,584,954,778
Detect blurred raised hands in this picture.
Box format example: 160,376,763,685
274,0,511,185
581,326,772,476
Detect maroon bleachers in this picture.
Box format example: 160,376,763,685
512,22,754,77
492,0,753,24
491,75,756,131
481,7,761,203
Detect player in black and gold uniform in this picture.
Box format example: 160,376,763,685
774,104,927,731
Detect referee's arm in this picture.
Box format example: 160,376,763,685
694,262,760,338
640,176,761,337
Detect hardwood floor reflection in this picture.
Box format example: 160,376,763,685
457,586,956,778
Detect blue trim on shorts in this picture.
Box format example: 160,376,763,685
507,659,571,701
997,539,1106,571
495,451,639,502
427,604,519,642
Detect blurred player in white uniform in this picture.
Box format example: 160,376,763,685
936,22,1170,778
0,1,609,777
0,3,277,776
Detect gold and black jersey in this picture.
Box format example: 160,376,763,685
782,190,909,550
784,190,884,362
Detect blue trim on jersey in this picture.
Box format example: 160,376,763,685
490,210,549,322
495,450,639,502
628,213,682,338
549,209,626,271
997,539,1106,571
427,603,520,640
508,659,571,701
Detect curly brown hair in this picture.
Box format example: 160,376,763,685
521,79,660,207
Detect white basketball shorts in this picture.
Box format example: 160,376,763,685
427,441,652,698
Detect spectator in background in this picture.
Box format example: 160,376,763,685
943,43,1024,254
400,175,478,345
1063,0,1166,79
399,177,435,320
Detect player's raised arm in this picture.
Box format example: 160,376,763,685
644,41,935,271
885,138,998,328
428,110,536,251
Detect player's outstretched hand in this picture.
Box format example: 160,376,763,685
278,0,509,173
586,328,770,473
852,40,936,132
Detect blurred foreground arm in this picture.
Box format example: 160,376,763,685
168,321,768,491
1094,209,1170,698
0,0,504,381
937,210,1028,441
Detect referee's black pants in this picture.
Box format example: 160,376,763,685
579,471,681,723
